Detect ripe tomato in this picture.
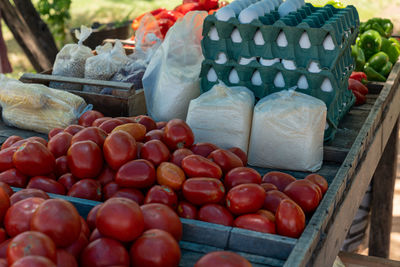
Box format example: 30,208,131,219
156,121,167,129
144,129,165,142
86,204,102,231
1,136,23,150
283,180,321,213
98,119,124,134
67,179,101,201
78,110,104,127
135,115,157,132
263,190,291,213
10,189,49,205
0,182,12,197
55,156,69,177
65,231,88,259
115,159,156,188
7,231,57,264
141,203,182,241
170,148,193,167
58,173,77,191
26,137,48,147
194,251,252,267
190,143,218,158
67,141,103,179
182,178,225,206
163,119,194,150
0,168,27,187
56,250,78,267
71,127,107,148
48,128,64,140
102,182,119,201
141,140,170,166
181,155,222,179
305,174,328,195
0,146,17,172
111,188,144,205
0,229,5,244
80,217,90,239
64,125,84,136
27,176,66,195
262,172,296,191
233,214,276,234
112,123,146,142
0,239,10,258
0,187,9,223
177,201,198,219
208,149,243,174
31,199,81,247
115,117,136,124
103,131,137,170
80,238,129,267
4,197,45,237
92,117,111,127
96,198,144,242
198,204,233,226
260,183,278,192
47,132,72,158
257,209,275,222
226,184,265,215
224,167,261,190
130,229,181,267
144,185,178,209
276,199,305,238
136,142,144,158
89,229,103,242
10,256,56,267
156,162,186,191
228,147,248,166
97,165,115,186
13,141,55,176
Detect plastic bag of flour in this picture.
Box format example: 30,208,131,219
186,81,255,153
248,90,326,172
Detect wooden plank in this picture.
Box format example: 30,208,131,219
339,251,400,267
367,82,384,95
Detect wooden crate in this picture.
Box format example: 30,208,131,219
20,73,146,117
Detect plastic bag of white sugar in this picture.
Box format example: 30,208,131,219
186,81,255,153
248,90,326,172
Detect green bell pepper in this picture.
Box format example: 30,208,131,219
351,45,366,71
359,30,382,60
359,18,394,38
363,52,392,81
381,38,400,64
380,61,393,77
364,63,386,82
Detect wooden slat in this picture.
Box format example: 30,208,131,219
339,251,400,267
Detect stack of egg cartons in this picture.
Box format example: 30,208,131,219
199,0,360,141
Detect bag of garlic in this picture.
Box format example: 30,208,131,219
248,89,327,172
186,81,254,153
51,25,94,90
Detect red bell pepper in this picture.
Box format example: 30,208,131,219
349,72,368,84
348,78,368,95
154,10,184,23
352,90,366,106
199,0,219,11
174,2,204,15
132,8,167,31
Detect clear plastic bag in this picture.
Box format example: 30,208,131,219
51,25,94,90
142,11,208,121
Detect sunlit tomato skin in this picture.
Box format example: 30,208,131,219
263,190,291,214
98,119,124,134
170,148,193,167
67,141,103,179
144,185,178,209
0,146,17,172
7,231,57,265
198,204,233,226
55,156,69,177
47,132,72,158
1,136,23,150
141,203,182,241
260,183,278,192
257,209,276,222
208,149,244,174
156,121,167,129
156,162,186,191
163,119,194,150
0,182,12,197
48,128,64,140
224,167,261,190
31,199,81,248
115,159,156,188
27,176,66,195
96,198,144,242
71,127,107,148
182,178,225,206
80,238,129,267
233,214,276,234
97,165,115,186
181,155,222,179
276,199,305,238
112,123,146,142
262,172,296,192
57,249,78,267
144,129,165,142
102,182,119,201
283,180,321,213
103,131,137,170
228,147,248,166
78,110,104,127
130,229,181,267
0,168,27,187
0,188,10,224
10,189,49,205
67,179,102,201
86,204,103,231
177,201,198,219
65,231,88,259
135,115,157,132
226,184,265,215
194,251,252,267
64,125,84,136
58,173,77,191
4,197,45,237
305,174,328,195
141,140,170,166
190,143,218,158
111,188,144,205
92,117,111,127
13,141,55,176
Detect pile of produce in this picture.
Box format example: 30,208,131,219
348,72,369,106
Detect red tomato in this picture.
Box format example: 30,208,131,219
13,141,55,176
224,167,261,190
97,165,115,186
96,198,144,242
195,251,252,267
0,182,12,197
48,128,64,140
4,197,45,237
182,178,225,206
156,121,167,129
71,127,107,148
260,183,278,192
144,185,178,209
208,149,244,174
0,168,27,187
163,119,194,150
228,147,248,166
305,174,328,195
86,204,102,231
198,204,233,226
103,131,137,170
47,132,72,158
112,123,146,142
0,187,9,224
262,172,296,191
0,146,17,172
67,141,103,179
136,142,144,158
7,231,57,264
276,199,305,238
141,203,182,241
111,188,144,205
130,229,181,267
80,238,129,267
135,115,157,132
115,159,156,188
67,179,101,201
88,229,103,242
64,125,84,136
283,180,321,213
26,137,48,147
190,143,218,158
58,173,77,191
92,117,111,127
31,199,81,247
0,229,5,244
144,129,165,142
65,231,88,259
226,184,265,215
1,136,23,150
141,140,170,166
9,189,49,205
263,190,291,213
181,155,222,179
98,119,124,134
11,256,56,267
233,214,276,234
80,217,90,239
156,162,186,191
9,140,27,149
177,201,198,219
27,176,66,195
102,182,119,201
257,209,276,222
115,117,136,124
55,156,69,177
0,239,10,258
78,110,104,127
57,250,78,267
170,148,193,167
